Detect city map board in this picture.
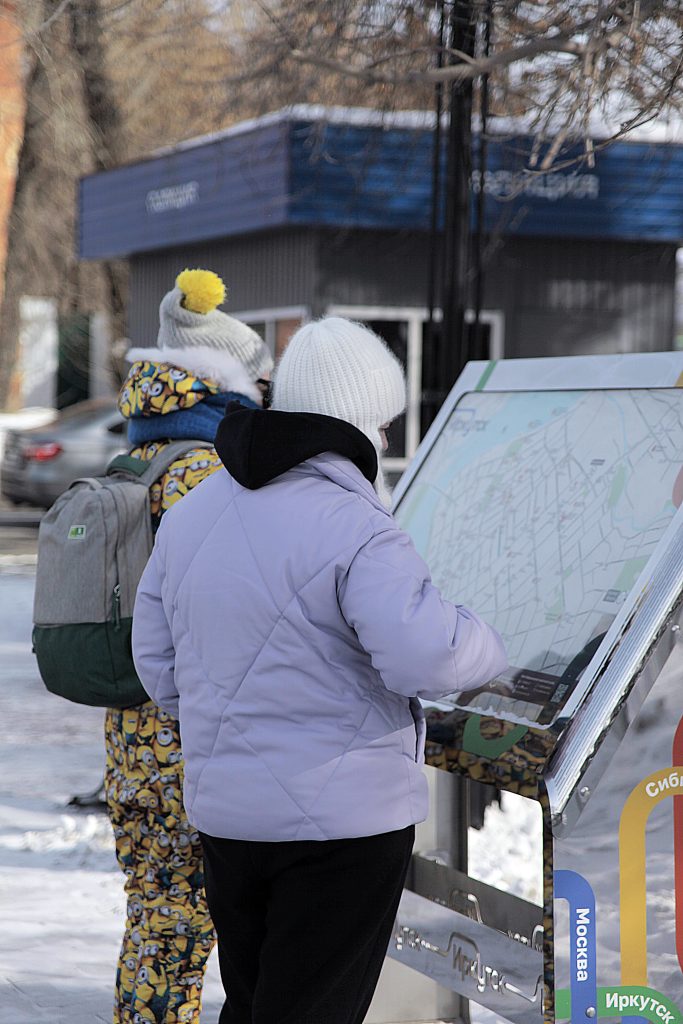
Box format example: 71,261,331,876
394,385,683,728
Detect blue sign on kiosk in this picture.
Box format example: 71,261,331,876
78,112,683,260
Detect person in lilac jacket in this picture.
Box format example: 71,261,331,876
132,317,507,1024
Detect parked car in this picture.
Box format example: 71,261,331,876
1,399,127,508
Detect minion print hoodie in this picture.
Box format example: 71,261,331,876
118,356,258,519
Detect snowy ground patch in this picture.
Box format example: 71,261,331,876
468,790,543,906
0,568,224,1023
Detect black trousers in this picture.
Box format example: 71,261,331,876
199,825,415,1024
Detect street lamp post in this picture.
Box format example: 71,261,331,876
440,0,477,388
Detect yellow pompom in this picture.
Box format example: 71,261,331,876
176,268,226,315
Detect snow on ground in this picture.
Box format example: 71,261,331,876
467,792,542,1024
0,566,223,1023
469,791,542,906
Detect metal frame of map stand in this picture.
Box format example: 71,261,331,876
367,352,683,1024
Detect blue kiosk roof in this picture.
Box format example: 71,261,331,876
78,110,683,260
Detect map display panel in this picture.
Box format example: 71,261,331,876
395,389,683,726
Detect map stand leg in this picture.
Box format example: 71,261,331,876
456,775,471,1024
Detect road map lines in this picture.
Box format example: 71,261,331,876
396,389,683,725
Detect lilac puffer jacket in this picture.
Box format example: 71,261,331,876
133,444,507,841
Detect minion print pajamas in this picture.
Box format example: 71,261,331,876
106,703,215,1024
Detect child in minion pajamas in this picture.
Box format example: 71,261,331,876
105,270,273,1023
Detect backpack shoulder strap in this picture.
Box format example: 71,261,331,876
106,454,148,479
107,440,215,487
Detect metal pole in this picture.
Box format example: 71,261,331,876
440,0,476,387
424,0,446,435
472,0,492,361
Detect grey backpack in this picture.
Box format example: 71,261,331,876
32,440,213,707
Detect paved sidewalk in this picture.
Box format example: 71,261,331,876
0,565,224,1023
0,505,42,527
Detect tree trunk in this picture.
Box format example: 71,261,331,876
69,0,128,339
0,2,71,408
0,0,128,410
69,0,123,170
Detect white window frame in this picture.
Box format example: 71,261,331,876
326,303,505,472
231,305,311,358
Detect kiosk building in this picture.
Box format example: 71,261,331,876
78,106,683,474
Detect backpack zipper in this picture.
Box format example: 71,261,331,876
112,583,122,631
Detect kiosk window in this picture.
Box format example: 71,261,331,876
394,389,683,726
365,319,408,457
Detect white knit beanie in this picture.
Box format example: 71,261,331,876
272,317,406,455
156,269,273,381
